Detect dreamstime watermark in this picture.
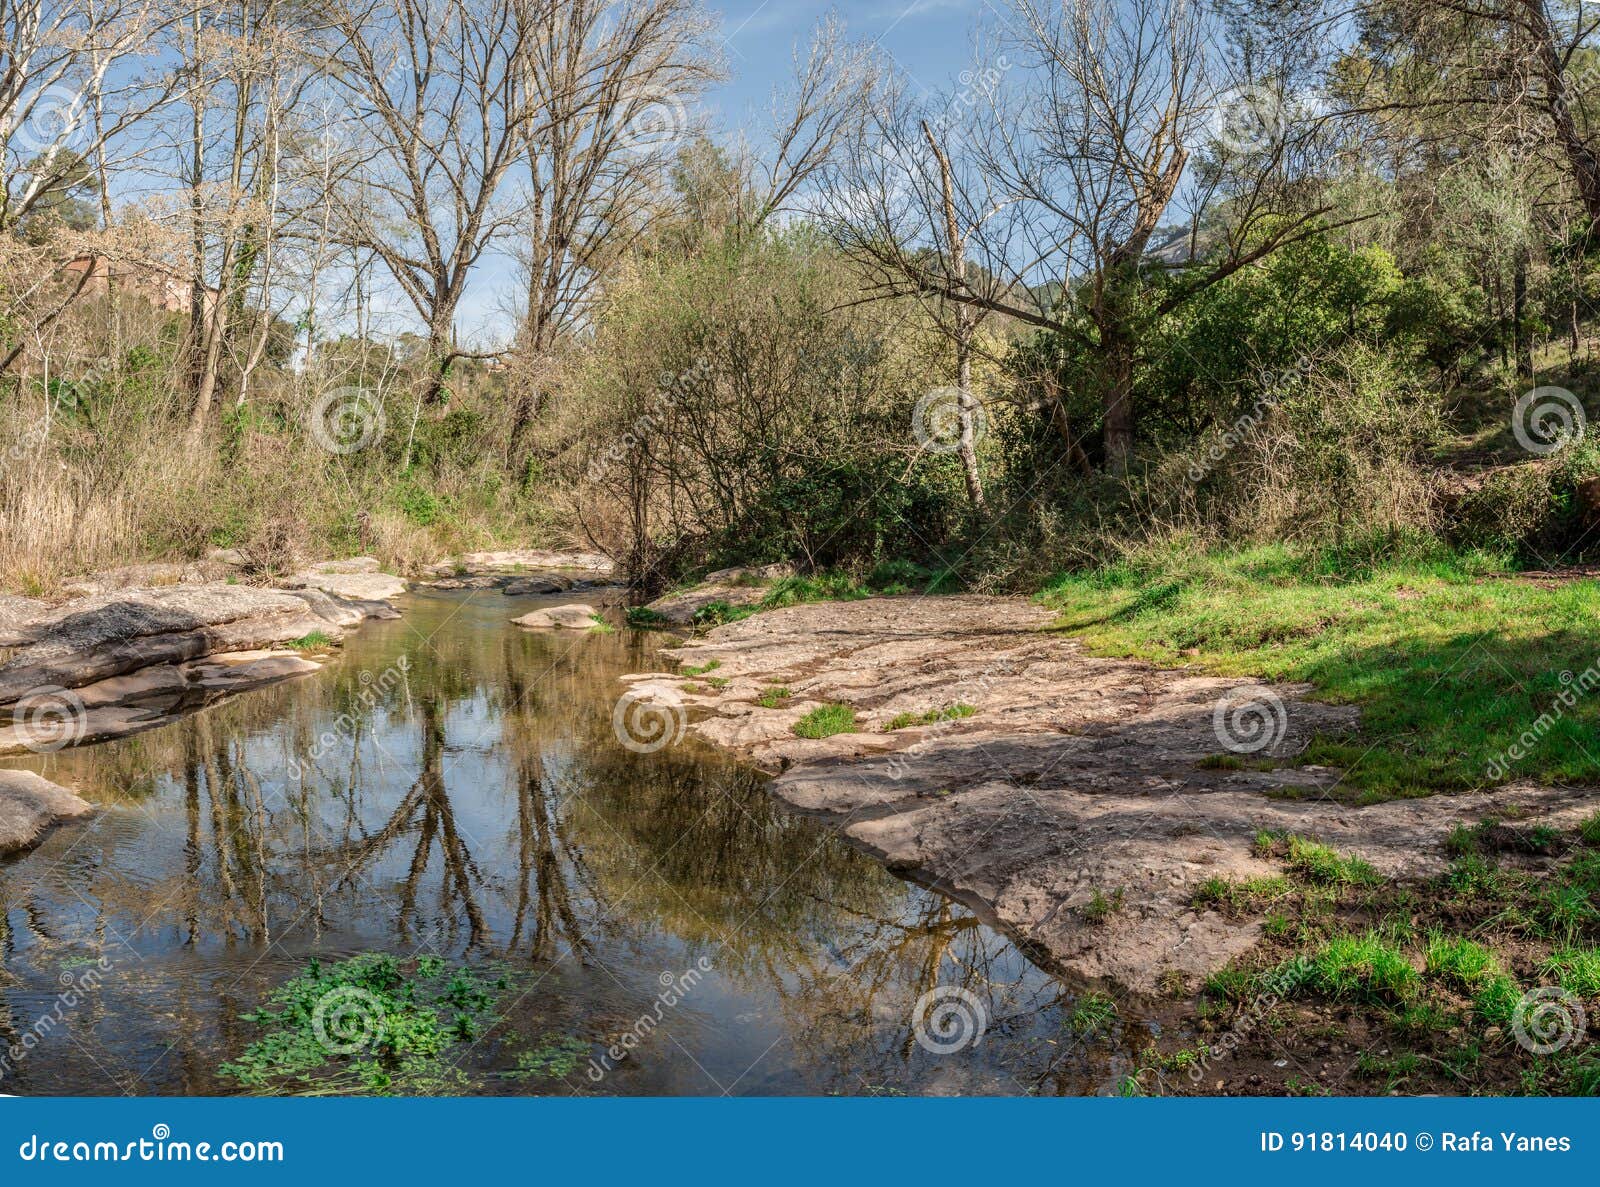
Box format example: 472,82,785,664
912,387,988,454
1511,386,1587,456
311,985,385,1056
14,83,90,156
1512,986,1586,1055
1207,83,1295,154
618,87,689,154
586,957,714,1081
10,685,88,753
612,686,687,754
1181,957,1308,1086
585,358,712,484
1186,356,1313,482
912,985,987,1055
0,957,113,1085
924,54,1012,143
1212,685,1289,754
1484,660,1600,781
286,656,411,780
307,386,386,454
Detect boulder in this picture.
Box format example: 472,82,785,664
503,575,575,595
286,565,408,602
512,603,601,630
0,593,50,647
0,770,92,856
286,587,401,628
0,584,334,705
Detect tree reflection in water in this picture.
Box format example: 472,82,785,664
0,591,1154,1095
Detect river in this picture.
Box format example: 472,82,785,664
0,587,1153,1095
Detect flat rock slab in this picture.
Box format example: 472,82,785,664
425,549,614,576
513,604,599,630
0,650,323,756
0,769,91,855
635,595,1599,993
286,562,408,602
59,560,233,598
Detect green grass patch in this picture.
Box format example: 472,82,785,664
588,613,615,633
1580,812,1600,846
1067,991,1118,1034
883,703,976,731
1081,887,1125,924
793,704,857,739
756,686,792,708
1039,542,1600,797
286,630,334,651
1302,933,1420,1004
503,1034,590,1081
625,606,670,628
1423,933,1501,990
1286,836,1380,886
1542,947,1600,996
681,660,721,676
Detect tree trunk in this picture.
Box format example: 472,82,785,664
1513,252,1532,379
1101,335,1135,473
1520,0,1600,233
953,322,987,514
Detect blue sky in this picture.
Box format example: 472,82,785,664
456,0,995,341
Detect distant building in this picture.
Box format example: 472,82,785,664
60,255,220,317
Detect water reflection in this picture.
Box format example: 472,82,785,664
0,590,1153,1095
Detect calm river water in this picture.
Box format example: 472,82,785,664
0,588,1154,1095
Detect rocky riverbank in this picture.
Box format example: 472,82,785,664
0,546,619,854
623,595,1595,993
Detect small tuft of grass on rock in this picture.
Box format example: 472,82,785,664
883,703,976,731
681,659,721,677
793,704,857,739
286,630,334,652
756,686,792,708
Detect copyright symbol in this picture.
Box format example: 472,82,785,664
1415,1132,1433,1151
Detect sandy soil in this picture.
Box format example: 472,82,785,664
624,595,1598,991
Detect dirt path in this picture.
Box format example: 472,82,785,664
623,595,1597,992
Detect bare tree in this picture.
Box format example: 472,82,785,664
325,0,536,407
831,0,1342,472
508,0,717,451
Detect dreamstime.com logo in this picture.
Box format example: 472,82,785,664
16,1125,284,1164
912,985,988,1055
612,686,687,753
1512,386,1587,456
913,387,988,454
1211,684,1289,754
11,685,88,753
1512,986,1586,1055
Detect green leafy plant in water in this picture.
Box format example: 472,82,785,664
503,1034,590,1081
219,953,506,1095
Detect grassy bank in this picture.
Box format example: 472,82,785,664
1041,543,1600,800
1126,825,1600,1097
